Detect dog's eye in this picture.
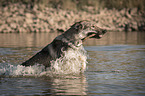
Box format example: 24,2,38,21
91,26,95,29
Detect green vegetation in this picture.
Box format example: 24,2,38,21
1,0,145,11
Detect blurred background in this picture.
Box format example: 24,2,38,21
0,0,145,47
0,0,145,33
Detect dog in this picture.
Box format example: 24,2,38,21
21,21,107,73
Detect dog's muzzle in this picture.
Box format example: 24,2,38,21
92,29,107,39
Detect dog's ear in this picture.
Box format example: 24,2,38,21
74,23,83,31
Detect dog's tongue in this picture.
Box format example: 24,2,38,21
82,34,96,41
89,34,96,38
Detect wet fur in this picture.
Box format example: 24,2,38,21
21,21,107,70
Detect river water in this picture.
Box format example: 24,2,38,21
0,32,145,95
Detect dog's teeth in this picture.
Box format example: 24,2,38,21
99,35,103,37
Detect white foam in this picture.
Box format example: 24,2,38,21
49,46,87,75
0,64,46,76
0,46,87,77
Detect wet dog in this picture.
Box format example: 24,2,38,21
21,21,107,72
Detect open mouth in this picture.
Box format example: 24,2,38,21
88,32,103,38
82,33,102,41
82,30,106,41
91,34,103,39
90,29,107,39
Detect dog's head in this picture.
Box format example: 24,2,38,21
61,21,107,48
69,21,107,41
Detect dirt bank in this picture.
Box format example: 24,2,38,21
0,3,145,33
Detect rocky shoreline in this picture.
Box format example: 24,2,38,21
0,3,145,33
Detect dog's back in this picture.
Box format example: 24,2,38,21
21,21,107,73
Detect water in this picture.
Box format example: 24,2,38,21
0,32,145,95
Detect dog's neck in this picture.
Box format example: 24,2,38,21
55,34,82,49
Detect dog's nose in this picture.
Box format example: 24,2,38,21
102,29,107,34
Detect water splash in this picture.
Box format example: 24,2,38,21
0,46,87,77
0,64,45,76
49,47,87,75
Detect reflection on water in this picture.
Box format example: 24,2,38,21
0,76,87,95
86,45,145,95
0,32,145,95
49,76,87,95
0,32,145,47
